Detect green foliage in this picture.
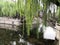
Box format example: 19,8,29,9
0,0,41,37
1,0,60,38
58,0,60,3
57,7,60,23
0,1,16,17
17,0,25,15
0,0,51,37
25,0,39,36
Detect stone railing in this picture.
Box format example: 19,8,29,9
0,17,21,31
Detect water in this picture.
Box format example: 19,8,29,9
0,28,57,45
0,29,34,45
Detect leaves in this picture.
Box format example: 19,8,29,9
24,0,39,36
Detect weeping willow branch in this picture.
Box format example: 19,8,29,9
24,0,39,36
58,7,60,23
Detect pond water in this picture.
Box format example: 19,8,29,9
0,29,37,45
0,28,57,45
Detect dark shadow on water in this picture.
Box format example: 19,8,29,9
0,28,58,45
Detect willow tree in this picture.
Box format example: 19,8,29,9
57,7,60,23
24,0,40,37
17,0,40,37
0,0,4,16
17,0,25,16
0,0,16,17
41,0,50,26
41,0,60,26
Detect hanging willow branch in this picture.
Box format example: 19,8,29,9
58,4,60,24
24,0,39,36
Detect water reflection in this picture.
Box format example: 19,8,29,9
10,41,16,45
0,29,34,45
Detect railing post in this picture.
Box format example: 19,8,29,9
12,21,14,28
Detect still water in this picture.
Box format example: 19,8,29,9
0,29,56,45
0,29,35,45
0,28,57,45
